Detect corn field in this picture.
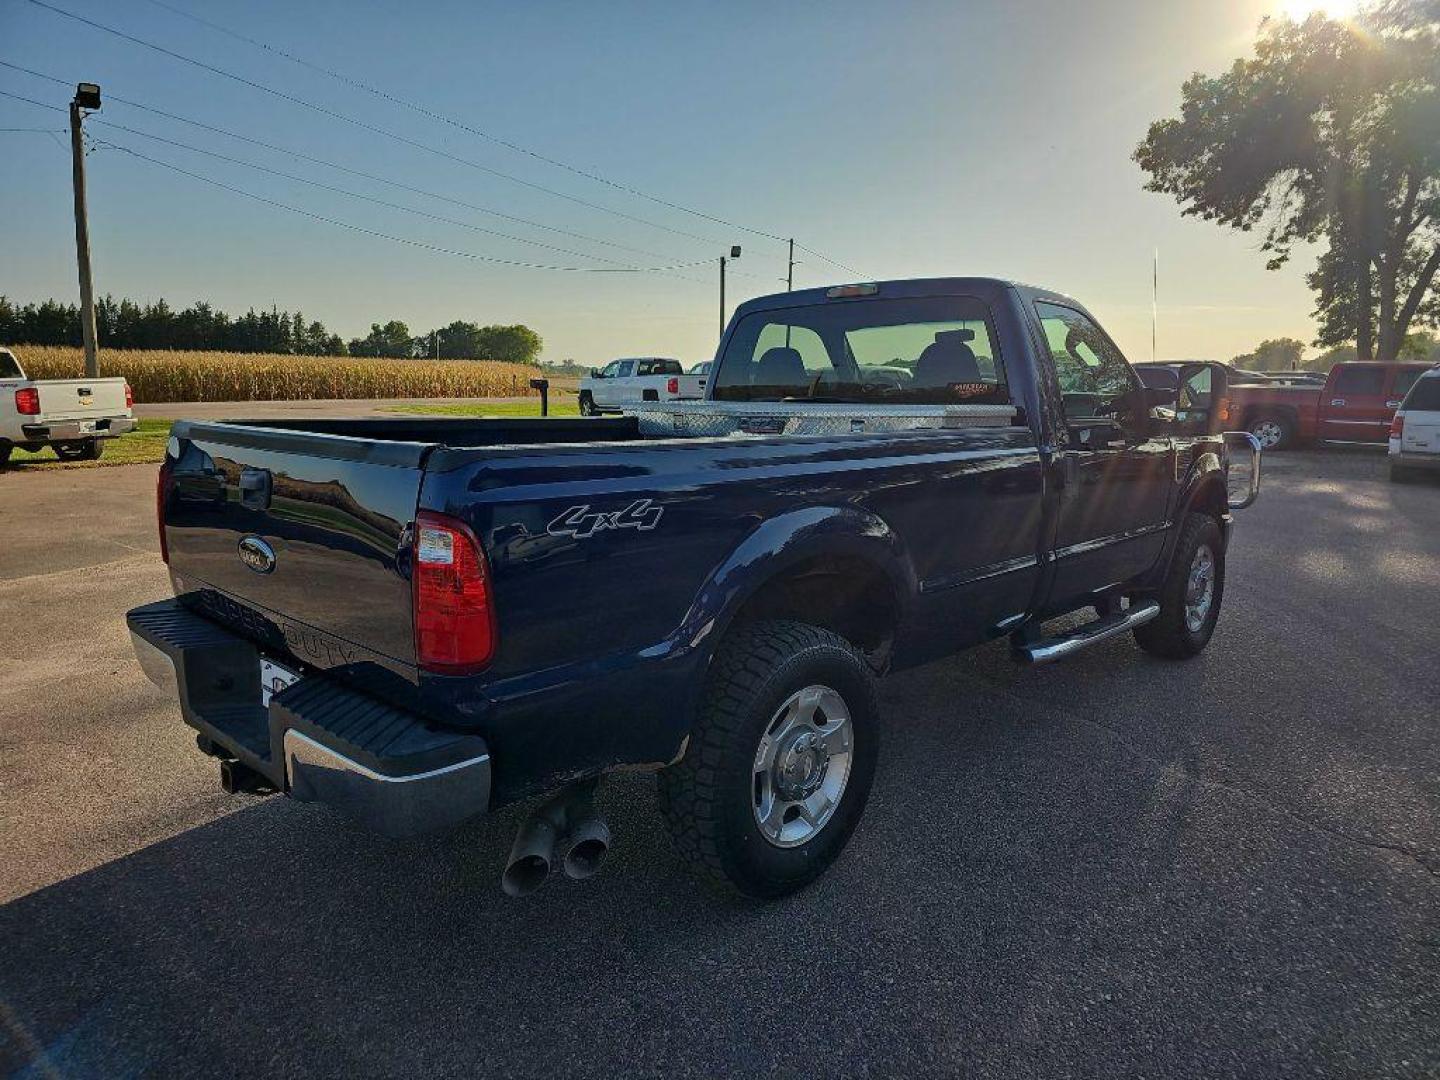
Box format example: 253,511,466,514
15,345,540,403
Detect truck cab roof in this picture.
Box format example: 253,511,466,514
731,277,1081,319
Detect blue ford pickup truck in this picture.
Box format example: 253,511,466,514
128,278,1260,898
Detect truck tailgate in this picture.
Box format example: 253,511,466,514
36,377,129,419
163,422,429,674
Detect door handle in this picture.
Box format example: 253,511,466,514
1386,400,1402,408
1329,398,1346,406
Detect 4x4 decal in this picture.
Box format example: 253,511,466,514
547,499,663,539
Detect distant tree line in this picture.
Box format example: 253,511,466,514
0,295,346,355
349,319,542,364
1231,331,1440,373
0,296,543,364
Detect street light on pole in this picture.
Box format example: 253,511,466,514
69,81,102,379
720,245,741,340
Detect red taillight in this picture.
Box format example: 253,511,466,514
1390,413,1404,439
15,387,39,415
667,376,679,394
125,382,134,409
413,511,496,672
156,457,172,564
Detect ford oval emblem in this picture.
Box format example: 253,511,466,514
237,535,277,574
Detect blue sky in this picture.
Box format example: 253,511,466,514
1,0,1328,365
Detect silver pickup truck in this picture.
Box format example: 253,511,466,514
0,346,135,465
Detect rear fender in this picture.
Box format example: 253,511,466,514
676,505,917,672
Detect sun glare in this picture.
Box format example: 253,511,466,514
1280,0,1360,19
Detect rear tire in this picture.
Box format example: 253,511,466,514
657,620,879,899
0,441,11,467
54,439,102,461
579,391,598,416
1248,412,1294,451
1134,514,1225,660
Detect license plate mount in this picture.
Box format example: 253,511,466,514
260,657,301,707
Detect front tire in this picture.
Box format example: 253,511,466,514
1134,514,1225,660
657,620,879,899
578,391,598,416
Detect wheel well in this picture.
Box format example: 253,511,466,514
1242,404,1296,429
1189,474,1228,523
727,555,899,668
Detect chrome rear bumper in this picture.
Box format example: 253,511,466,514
127,598,491,837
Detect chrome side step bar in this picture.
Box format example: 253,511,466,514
1013,601,1161,665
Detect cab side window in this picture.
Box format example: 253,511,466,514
1332,367,1384,395
1035,301,1136,421
616,360,636,378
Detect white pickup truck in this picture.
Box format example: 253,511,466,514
0,346,135,465
578,357,707,415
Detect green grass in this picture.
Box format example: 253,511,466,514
4,401,586,472
382,401,582,418
5,418,173,471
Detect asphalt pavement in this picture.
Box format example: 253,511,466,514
1,449,1436,1078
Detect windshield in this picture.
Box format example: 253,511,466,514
711,296,1007,406
0,350,22,379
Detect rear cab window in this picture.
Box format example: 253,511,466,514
0,350,22,379
1391,367,1427,399
711,295,1008,406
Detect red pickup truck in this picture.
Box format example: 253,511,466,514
1231,362,1432,450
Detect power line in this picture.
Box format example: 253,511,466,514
23,0,731,246
138,0,792,244
88,136,717,275
0,58,692,264
92,117,663,268
17,2,866,278
794,242,864,279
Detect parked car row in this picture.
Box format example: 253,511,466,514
0,346,135,466
1135,358,1433,452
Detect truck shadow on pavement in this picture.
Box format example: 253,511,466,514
3,631,1437,1079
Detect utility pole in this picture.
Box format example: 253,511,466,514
1150,247,1158,364
69,82,102,379
720,245,741,340
786,238,795,292
719,255,726,340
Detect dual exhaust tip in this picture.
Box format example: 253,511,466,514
502,779,610,897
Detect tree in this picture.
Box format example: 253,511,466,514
416,321,543,362
1136,5,1440,363
1232,336,1308,370
348,320,414,358
473,324,542,364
